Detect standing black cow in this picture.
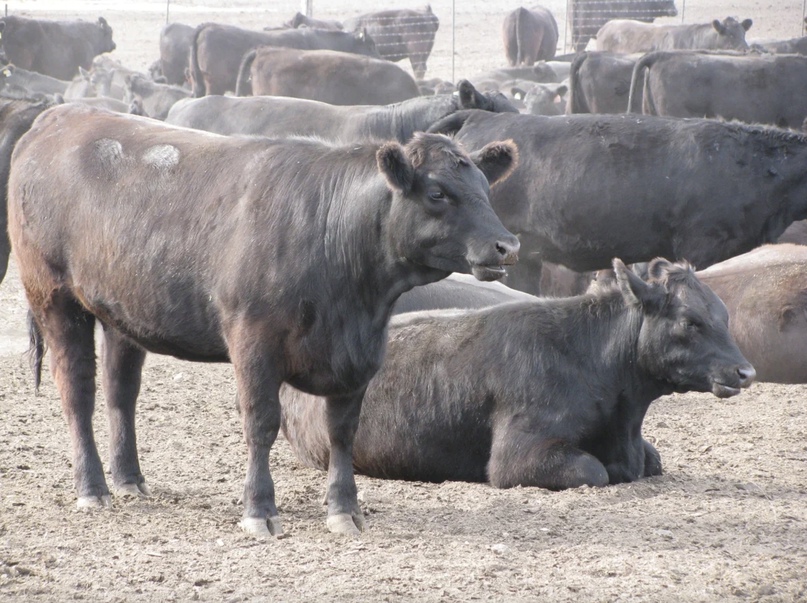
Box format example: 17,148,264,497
343,7,439,79
501,6,558,66
158,23,195,86
569,0,677,52
0,15,116,80
429,110,807,295
281,258,754,488
8,104,519,538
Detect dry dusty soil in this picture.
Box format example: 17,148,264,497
1,1,807,601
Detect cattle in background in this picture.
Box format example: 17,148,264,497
9,103,519,537
429,111,807,295
344,7,439,79
281,258,754,489
0,64,69,98
472,62,560,86
502,6,558,67
0,15,115,80
284,12,343,31
750,18,807,55
158,23,194,86
627,51,807,129
695,245,807,384
125,74,191,120
189,23,378,97
597,16,752,53
511,82,568,115
569,0,677,52
166,79,516,140
0,97,56,285
567,51,640,114
235,47,420,105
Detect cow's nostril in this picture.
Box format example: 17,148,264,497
495,238,520,260
738,365,756,385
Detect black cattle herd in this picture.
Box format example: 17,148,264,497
0,3,804,538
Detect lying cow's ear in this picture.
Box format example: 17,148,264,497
741,18,753,31
511,87,526,101
377,142,414,193
712,19,727,35
457,80,490,110
470,140,518,187
645,257,674,282
98,17,108,27
426,110,475,136
614,258,650,307
556,84,568,97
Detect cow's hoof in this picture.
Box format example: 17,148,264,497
77,495,112,510
114,482,152,498
239,516,285,539
326,513,363,535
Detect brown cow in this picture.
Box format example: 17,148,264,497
189,22,378,96
8,104,520,537
235,47,420,105
695,245,807,384
343,7,439,79
597,16,752,53
158,23,194,87
0,15,115,80
501,6,558,67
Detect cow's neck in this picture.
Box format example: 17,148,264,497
389,95,459,142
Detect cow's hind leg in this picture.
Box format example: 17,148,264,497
489,430,609,490
101,325,149,498
36,292,110,508
323,391,365,535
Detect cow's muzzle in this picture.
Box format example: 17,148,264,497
471,236,520,281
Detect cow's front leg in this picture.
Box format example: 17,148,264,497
102,325,150,498
323,390,365,535
643,438,662,477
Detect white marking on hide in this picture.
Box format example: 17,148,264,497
142,144,180,170
95,138,124,164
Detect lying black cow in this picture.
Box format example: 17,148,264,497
429,111,807,295
284,12,343,31
9,104,519,538
0,97,56,285
165,80,516,140
628,51,807,129
235,47,420,105
125,74,191,120
0,15,115,80
343,7,439,79
281,258,754,488
189,23,378,96
597,16,752,53
0,64,69,98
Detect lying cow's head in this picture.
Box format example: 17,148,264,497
377,132,520,281
613,258,755,398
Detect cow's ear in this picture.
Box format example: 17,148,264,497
79,66,90,79
555,84,568,97
470,140,518,187
457,79,489,110
426,110,474,136
98,17,108,27
712,19,727,35
645,257,674,282
511,87,526,101
741,18,753,31
614,258,651,307
377,142,414,193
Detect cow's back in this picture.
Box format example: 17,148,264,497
247,48,420,105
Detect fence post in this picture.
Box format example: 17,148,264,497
165,0,169,24
451,0,455,83
302,0,313,18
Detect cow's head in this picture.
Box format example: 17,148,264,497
456,80,519,113
612,258,755,398
711,16,752,50
354,28,380,58
96,16,116,53
378,132,519,281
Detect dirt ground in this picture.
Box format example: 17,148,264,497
1,1,807,601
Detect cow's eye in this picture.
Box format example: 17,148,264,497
682,318,699,330
428,190,446,201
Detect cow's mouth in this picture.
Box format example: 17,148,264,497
711,381,742,399
471,264,507,281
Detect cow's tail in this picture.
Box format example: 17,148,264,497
26,309,45,393
189,23,207,97
566,51,590,114
627,51,659,114
515,7,526,66
235,49,257,97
